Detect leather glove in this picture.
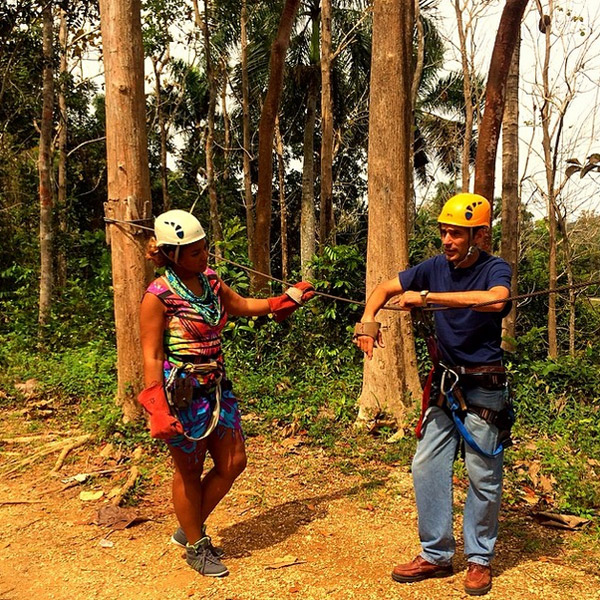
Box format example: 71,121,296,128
268,281,316,322
137,382,185,439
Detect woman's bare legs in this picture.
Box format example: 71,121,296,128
168,429,246,543
168,442,208,545
200,429,247,523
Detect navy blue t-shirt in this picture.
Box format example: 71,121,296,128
399,251,512,366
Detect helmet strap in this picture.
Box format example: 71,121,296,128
454,229,479,268
159,246,180,265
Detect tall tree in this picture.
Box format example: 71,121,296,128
99,0,153,420
539,0,558,358
56,7,68,289
319,0,335,248
194,0,223,255
500,33,520,351
453,0,484,192
275,114,289,280
473,0,528,226
240,0,255,263
38,1,55,329
253,0,301,292
299,2,320,278
358,0,421,425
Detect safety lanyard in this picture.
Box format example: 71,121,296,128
440,365,504,459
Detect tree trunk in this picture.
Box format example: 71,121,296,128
56,7,68,289
300,70,318,278
99,0,154,421
500,34,520,352
454,0,474,192
195,0,223,257
275,116,289,281
221,60,231,181
319,0,335,249
38,1,54,330
557,216,576,356
253,0,301,293
241,0,255,264
358,0,421,426
539,1,557,358
474,0,528,233
151,55,170,210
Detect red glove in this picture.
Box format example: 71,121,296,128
268,282,316,322
137,382,185,439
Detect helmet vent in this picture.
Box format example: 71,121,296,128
465,201,483,221
164,221,184,239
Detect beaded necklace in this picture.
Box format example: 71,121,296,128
165,266,222,326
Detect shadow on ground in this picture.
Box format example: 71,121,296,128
219,479,387,557
490,508,573,576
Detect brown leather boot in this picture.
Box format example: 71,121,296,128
391,555,453,583
464,562,492,596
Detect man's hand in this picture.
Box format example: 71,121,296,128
353,329,385,360
389,291,422,310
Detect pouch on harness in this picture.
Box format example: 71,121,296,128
164,361,224,442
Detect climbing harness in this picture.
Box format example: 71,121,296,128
164,361,223,442
438,362,514,459
412,308,514,458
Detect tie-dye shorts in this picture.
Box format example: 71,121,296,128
165,383,243,454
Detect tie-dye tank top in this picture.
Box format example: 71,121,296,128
145,267,228,381
145,268,242,451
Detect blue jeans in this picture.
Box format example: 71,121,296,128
412,386,506,567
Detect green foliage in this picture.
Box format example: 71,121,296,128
506,348,600,514
219,240,366,437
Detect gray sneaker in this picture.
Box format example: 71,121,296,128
171,526,224,558
186,537,228,577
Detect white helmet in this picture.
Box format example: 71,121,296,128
154,210,206,246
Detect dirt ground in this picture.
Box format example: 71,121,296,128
1,412,600,600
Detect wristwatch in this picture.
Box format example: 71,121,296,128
420,290,429,306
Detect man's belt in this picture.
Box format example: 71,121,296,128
453,365,505,375
449,364,506,390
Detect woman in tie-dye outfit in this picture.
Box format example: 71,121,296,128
139,210,314,577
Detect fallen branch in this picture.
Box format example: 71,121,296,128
50,436,91,475
0,434,58,444
111,466,139,507
2,434,91,477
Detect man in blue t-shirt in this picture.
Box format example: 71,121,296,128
353,193,512,597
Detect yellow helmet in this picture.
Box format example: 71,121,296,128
437,193,490,228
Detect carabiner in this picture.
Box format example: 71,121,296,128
439,362,459,396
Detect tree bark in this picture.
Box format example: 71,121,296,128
454,0,474,192
253,0,301,293
241,0,255,264
300,70,318,278
358,0,421,426
195,0,223,257
221,59,231,181
151,54,170,210
99,0,153,421
539,0,557,358
38,1,54,330
320,0,335,249
500,34,520,352
275,115,289,281
56,7,68,289
474,0,529,232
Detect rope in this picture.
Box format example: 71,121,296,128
104,216,600,312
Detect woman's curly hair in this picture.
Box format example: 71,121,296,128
146,237,176,268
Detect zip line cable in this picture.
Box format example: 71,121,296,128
104,216,600,312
